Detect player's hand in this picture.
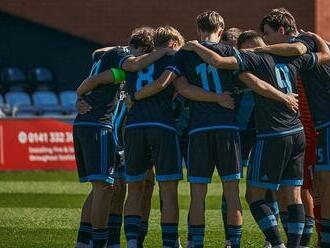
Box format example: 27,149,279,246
181,40,199,51
76,98,91,114
124,95,133,110
216,92,235,110
284,93,299,112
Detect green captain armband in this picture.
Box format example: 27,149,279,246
110,68,126,83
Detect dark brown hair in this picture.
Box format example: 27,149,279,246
237,30,264,49
260,8,297,35
197,10,225,33
129,27,155,53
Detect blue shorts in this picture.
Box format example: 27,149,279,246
247,131,305,190
73,125,115,184
315,126,330,172
187,129,242,184
124,127,183,182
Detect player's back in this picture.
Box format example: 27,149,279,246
125,55,176,130
75,48,130,125
238,51,317,136
173,42,239,131
290,34,330,129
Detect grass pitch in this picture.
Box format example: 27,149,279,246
0,170,317,247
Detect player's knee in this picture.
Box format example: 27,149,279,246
282,186,302,205
159,181,178,203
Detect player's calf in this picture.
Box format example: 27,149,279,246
247,186,285,248
76,191,93,248
223,180,242,248
91,181,115,248
280,186,305,248
159,180,179,248
138,169,155,248
107,178,126,248
188,183,207,248
124,181,144,248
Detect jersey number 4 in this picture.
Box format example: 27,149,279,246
136,64,155,91
195,63,222,93
275,64,292,94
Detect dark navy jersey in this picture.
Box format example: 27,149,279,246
74,47,132,127
125,55,177,132
167,41,240,135
236,51,318,137
289,34,330,129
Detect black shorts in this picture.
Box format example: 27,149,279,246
124,127,183,182
187,129,242,183
247,131,305,190
315,126,330,172
73,125,115,184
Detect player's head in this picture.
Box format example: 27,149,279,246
237,30,266,49
128,26,155,56
196,10,225,42
154,26,185,50
222,27,242,47
260,8,298,44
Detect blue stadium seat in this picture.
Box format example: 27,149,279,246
32,91,63,116
1,67,28,91
5,92,37,117
28,67,55,90
59,90,77,115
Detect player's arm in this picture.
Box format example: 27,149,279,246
253,42,308,56
305,31,330,64
121,48,172,72
173,76,234,109
92,46,117,60
239,72,299,112
76,69,125,96
134,70,178,100
181,40,239,70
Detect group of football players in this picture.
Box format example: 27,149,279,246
72,7,330,248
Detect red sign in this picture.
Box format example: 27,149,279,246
0,118,76,170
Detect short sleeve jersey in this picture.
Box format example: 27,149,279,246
236,51,317,137
74,47,132,127
289,34,330,129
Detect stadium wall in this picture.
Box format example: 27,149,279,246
0,0,318,45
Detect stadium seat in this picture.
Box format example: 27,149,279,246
28,67,55,90
5,91,37,117
32,91,63,116
59,90,77,115
1,67,28,91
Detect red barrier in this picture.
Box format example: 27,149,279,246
0,118,76,170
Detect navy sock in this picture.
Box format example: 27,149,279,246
265,190,279,222
300,216,314,247
124,215,141,245
107,214,122,247
77,222,92,245
287,204,305,248
221,195,229,240
92,227,109,248
227,225,242,248
161,223,179,247
190,225,205,248
137,221,148,248
249,200,283,247
280,211,288,237
320,218,330,248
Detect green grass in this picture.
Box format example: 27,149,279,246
0,170,317,247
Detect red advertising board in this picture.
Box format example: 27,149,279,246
0,118,76,170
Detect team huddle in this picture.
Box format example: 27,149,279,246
73,8,330,248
